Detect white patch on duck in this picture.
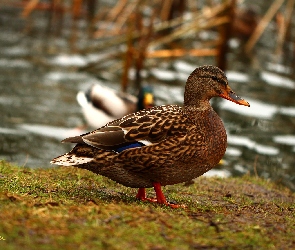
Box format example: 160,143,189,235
50,154,93,166
138,140,152,146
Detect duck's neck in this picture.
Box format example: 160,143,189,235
184,80,212,108
184,102,212,121
183,102,215,126
184,100,212,112
183,84,213,121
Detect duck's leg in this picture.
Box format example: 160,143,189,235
136,187,158,203
136,183,167,203
153,182,186,208
153,182,167,204
136,188,146,200
136,184,185,208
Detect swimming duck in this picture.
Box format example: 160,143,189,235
51,65,250,207
76,84,154,128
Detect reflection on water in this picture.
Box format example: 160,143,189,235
0,5,295,191
261,71,295,89
220,97,295,119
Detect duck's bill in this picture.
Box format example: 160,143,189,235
144,93,154,108
220,90,250,107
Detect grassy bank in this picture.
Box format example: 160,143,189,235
0,160,294,249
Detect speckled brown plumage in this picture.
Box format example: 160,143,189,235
51,65,250,207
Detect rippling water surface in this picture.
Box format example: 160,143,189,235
0,4,295,190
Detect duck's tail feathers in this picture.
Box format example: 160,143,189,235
50,153,93,166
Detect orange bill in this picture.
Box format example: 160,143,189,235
219,86,250,107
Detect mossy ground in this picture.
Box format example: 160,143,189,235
0,160,294,249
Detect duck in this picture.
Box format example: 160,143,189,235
51,65,250,208
76,84,154,128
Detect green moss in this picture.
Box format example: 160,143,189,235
0,160,294,249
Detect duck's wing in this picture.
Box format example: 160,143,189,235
56,105,196,173
63,105,189,152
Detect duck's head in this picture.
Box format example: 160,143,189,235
184,65,250,109
137,85,155,110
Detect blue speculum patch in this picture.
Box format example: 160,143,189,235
115,142,145,153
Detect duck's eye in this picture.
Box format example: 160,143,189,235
212,76,227,86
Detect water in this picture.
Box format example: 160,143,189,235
0,3,295,190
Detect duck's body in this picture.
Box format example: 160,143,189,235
77,84,154,128
54,104,226,188
52,65,249,207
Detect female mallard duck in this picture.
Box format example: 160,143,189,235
51,65,250,207
76,84,154,128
